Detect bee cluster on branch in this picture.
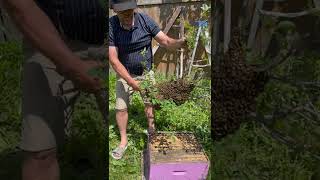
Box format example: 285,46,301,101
156,79,195,106
212,29,269,140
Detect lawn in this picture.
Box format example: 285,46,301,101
211,122,317,180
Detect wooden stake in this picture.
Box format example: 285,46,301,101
179,14,184,78
248,0,264,49
224,0,231,53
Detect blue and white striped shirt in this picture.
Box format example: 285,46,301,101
109,12,161,75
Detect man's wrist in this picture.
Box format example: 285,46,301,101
56,55,81,76
180,37,186,44
127,78,136,87
176,38,185,48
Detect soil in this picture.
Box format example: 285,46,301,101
156,79,195,105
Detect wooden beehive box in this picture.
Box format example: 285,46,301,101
142,131,209,180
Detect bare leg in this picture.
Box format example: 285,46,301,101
145,104,155,133
116,109,128,148
22,148,59,180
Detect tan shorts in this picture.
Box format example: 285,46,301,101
20,39,100,152
115,73,155,110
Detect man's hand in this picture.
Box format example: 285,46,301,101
57,59,103,93
129,80,140,91
178,37,187,49
181,36,187,45
109,46,142,92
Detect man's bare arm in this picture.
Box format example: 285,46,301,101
154,31,185,51
2,0,102,92
2,0,78,68
109,46,140,91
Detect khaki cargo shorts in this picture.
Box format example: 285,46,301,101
20,39,100,152
115,71,155,110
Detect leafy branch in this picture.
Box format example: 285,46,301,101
139,48,161,106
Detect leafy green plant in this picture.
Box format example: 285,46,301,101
212,122,315,180
138,47,160,105
184,3,211,65
184,21,197,50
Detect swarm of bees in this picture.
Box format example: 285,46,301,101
156,79,195,105
212,29,269,140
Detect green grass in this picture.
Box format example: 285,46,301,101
0,41,23,179
212,122,317,180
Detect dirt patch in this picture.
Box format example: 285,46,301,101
156,79,195,105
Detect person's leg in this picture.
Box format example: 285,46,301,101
115,77,131,148
22,148,59,180
20,51,67,180
116,109,128,148
145,104,155,133
21,39,95,179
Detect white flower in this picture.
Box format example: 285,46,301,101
201,4,210,11
148,70,156,85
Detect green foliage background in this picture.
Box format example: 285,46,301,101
0,42,106,180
